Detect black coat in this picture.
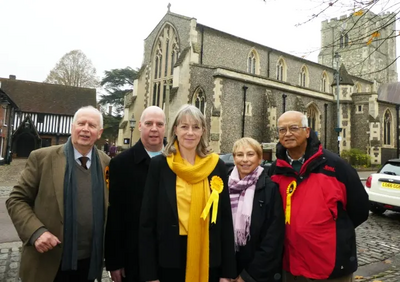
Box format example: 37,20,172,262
104,140,151,280
139,154,237,281
234,170,285,282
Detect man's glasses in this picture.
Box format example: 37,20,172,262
277,125,307,135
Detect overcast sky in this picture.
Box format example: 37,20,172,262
1,0,398,83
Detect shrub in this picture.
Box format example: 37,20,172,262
341,149,371,167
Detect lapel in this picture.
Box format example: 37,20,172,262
163,160,179,222
52,145,66,220
133,139,151,167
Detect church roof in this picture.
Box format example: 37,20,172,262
378,82,400,104
332,64,354,86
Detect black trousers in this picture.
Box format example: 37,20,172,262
54,258,93,282
159,267,219,282
159,236,220,282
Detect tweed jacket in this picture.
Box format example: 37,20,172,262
6,144,110,282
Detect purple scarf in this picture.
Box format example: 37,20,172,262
229,165,264,249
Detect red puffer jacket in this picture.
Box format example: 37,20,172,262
268,132,369,279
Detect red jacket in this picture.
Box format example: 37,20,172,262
268,132,369,279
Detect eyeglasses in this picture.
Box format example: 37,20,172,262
277,125,307,135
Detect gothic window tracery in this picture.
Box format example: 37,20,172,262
307,104,318,131
151,24,180,107
321,71,329,92
248,51,256,74
192,88,206,114
276,58,286,81
299,65,309,87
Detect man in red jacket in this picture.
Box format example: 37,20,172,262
268,111,369,282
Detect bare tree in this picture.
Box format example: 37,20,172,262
44,50,99,88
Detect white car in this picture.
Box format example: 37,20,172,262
365,159,400,215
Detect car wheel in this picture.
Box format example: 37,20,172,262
369,204,386,215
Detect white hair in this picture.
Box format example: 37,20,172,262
73,106,103,129
300,113,308,127
278,111,308,128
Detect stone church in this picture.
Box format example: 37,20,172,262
118,8,398,164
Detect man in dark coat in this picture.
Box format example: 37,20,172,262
105,106,166,282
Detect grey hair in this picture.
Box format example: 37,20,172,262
164,104,210,157
73,106,103,129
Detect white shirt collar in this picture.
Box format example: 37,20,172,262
73,147,93,168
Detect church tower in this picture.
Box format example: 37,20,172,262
319,11,397,84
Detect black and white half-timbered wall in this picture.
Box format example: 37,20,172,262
0,75,96,157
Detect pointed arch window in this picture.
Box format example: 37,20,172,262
299,66,308,87
384,110,392,145
307,105,318,131
192,88,206,114
321,71,329,92
276,58,286,81
151,24,180,107
248,51,257,74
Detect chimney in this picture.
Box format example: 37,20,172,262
9,75,16,80
108,105,112,115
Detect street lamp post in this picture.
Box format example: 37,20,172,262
129,114,136,147
334,52,342,156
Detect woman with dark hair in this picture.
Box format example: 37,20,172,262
229,137,285,282
139,104,236,282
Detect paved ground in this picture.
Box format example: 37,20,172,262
1,161,400,281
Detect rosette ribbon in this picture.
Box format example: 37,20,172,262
285,180,297,224
201,176,224,223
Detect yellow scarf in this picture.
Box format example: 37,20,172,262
166,144,219,282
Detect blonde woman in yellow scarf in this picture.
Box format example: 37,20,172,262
139,104,236,282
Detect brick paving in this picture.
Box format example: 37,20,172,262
0,242,111,282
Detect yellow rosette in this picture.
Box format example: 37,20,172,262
104,166,110,190
285,180,297,224
201,176,223,223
